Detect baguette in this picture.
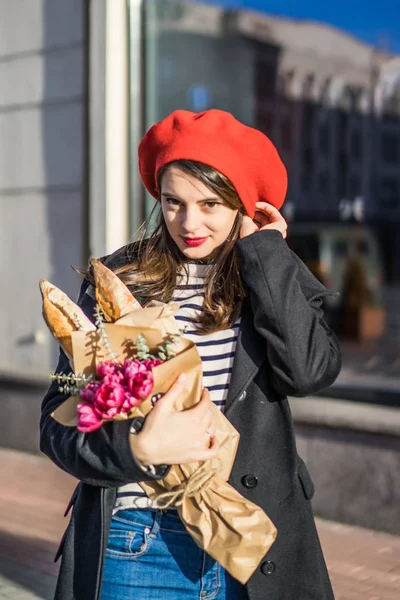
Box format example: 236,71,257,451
39,280,96,357
90,258,142,322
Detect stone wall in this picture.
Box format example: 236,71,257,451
0,0,87,380
293,397,400,534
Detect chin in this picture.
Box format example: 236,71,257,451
181,247,211,259
179,243,215,260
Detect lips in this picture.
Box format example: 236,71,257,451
182,237,208,247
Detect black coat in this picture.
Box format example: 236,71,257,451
40,230,341,600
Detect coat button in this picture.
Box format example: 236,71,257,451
239,390,247,401
261,561,275,575
241,474,258,489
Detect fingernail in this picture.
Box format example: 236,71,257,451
178,373,186,384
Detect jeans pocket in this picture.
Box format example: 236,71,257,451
106,523,151,559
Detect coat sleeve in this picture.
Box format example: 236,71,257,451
236,230,342,397
39,277,170,487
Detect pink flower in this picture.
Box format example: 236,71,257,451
80,381,101,404
122,392,143,410
77,403,103,432
143,358,163,369
123,359,142,378
97,361,124,384
94,383,126,419
96,361,118,378
123,359,157,400
129,371,154,399
77,356,162,433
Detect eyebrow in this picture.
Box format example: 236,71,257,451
161,193,220,202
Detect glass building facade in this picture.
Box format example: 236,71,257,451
128,0,400,401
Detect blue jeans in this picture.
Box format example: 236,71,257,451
100,509,249,600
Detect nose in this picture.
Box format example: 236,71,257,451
181,206,200,233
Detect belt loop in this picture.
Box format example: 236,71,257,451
149,509,162,538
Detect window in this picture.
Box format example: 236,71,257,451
337,151,348,198
303,74,315,101
382,88,400,118
303,146,314,169
380,177,400,209
301,171,312,194
337,110,349,140
318,171,330,195
135,0,400,396
351,130,362,160
255,45,278,100
256,111,273,136
350,174,361,197
319,123,330,154
303,103,315,137
381,133,399,164
280,117,293,153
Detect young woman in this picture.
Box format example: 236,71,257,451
41,109,341,600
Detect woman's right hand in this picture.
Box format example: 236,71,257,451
130,374,220,466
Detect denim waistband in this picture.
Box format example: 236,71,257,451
112,508,187,535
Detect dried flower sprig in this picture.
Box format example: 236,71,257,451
157,333,182,361
93,304,120,362
50,371,93,395
136,330,184,362
135,333,155,360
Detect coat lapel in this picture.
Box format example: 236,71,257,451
224,302,264,417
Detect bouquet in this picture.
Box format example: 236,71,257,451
39,259,277,584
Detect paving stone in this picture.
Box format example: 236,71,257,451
1,447,400,599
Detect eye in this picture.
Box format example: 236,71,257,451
204,201,220,208
164,197,181,207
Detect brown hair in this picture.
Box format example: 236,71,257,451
110,160,246,334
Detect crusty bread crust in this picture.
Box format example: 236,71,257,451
90,258,141,322
40,279,95,356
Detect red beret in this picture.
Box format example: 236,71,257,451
138,109,287,218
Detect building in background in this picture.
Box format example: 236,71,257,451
142,1,400,343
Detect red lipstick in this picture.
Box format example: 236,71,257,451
182,237,208,247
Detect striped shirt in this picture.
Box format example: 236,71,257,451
113,262,240,513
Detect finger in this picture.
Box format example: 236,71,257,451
242,215,259,228
255,202,283,221
153,373,186,413
254,210,270,227
202,435,220,459
205,431,213,448
199,395,216,422
241,215,259,232
204,421,217,443
188,388,213,418
255,201,280,211
256,200,287,235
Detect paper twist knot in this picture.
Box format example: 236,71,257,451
154,461,220,509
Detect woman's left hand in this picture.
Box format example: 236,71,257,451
240,202,288,239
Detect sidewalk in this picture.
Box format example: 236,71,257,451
1,448,400,600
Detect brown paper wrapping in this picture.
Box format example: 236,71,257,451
51,304,277,583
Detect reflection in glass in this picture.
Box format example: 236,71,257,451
129,0,400,397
